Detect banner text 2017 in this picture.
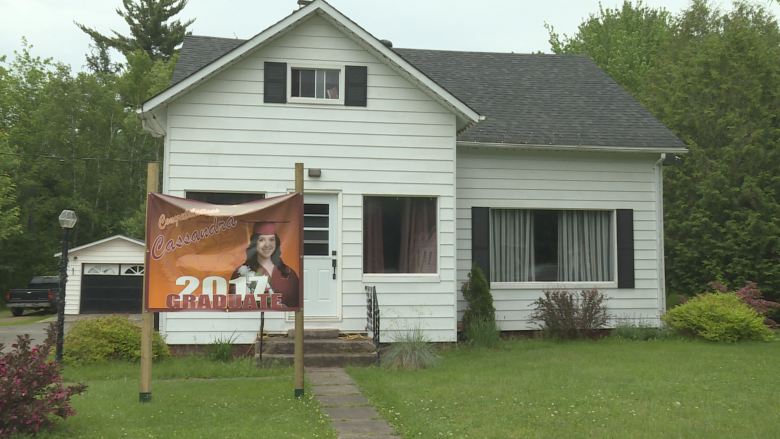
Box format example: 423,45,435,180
164,275,285,310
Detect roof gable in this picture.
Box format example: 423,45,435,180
140,0,481,128
54,235,144,257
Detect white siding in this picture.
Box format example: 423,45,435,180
162,15,458,343
456,147,664,330
63,238,145,315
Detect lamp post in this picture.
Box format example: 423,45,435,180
57,210,77,363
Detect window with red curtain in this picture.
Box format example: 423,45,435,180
363,197,437,274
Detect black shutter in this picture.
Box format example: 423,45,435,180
345,65,367,107
616,209,635,289
264,62,287,103
471,207,490,286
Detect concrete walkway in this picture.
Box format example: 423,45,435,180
308,367,401,439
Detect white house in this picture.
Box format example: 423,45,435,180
138,0,687,344
54,235,146,315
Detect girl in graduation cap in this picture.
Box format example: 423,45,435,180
231,221,300,308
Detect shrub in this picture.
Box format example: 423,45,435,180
382,323,439,371
205,331,239,362
0,324,87,436
463,316,502,348
64,315,171,365
702,281,780,328
529,288,610,340
662,293,774,342
732,282,780,328
461,263,495,326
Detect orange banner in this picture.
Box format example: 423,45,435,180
144,193,303,312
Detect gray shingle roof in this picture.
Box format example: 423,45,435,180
394,49,684,148
171,35,246,86
169,36,685,149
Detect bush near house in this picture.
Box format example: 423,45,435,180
706,281,780,328
381,323,439,371
64,314,171,365
663,292,774,342
529,288,610,340
460,264,501,347
0,324,87,436
460,263,495,326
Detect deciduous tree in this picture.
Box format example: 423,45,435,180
549,1,780,302
546,0,670,95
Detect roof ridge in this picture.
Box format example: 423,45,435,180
394,47,587,57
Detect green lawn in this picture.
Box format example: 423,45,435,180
20,358,338,438
0,311,52,326
348,338,780,439
0,301,53,326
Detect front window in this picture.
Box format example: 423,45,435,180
490,209,613,282
363,197,437,274
291,68,340,99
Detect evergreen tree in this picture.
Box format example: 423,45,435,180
85,41,121,76
75,0,195,62
461,264,495,325
640,0,780,301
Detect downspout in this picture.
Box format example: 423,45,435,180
654,154,666,325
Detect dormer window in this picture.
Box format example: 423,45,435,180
265,62,366,106
292,68,340,99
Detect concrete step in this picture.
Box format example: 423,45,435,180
286,328,340,339
257,338,376,355
256,352,378,368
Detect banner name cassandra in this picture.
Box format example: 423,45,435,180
158,207,221,230
151,216,238,260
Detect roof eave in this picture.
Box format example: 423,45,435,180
54,235,145,258
457,141,689,154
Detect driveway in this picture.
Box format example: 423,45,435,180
0,314,142,349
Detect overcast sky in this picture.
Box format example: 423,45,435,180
2,0,779,72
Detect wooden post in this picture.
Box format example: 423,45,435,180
294,163,305,399
140,162,158,403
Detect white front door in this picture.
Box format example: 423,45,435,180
301,193,339,319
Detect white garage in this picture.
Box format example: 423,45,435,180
54,235,145,315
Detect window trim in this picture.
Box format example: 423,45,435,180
121,265,145,276
84,264,120,275
362,195,440,277
487,208,619,288
287,62,345,105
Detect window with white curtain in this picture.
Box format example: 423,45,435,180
490,209,614,283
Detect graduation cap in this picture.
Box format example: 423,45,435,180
252,221,289,235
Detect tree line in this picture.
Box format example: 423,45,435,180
2,0,779,305
548,0,780,301
0,0,190,294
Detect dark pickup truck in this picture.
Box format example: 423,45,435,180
6,276,60,316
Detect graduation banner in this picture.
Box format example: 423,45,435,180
144,193,303,312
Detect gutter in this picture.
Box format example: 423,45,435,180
457,141,689,155
654,153,667,322
137,104,166,138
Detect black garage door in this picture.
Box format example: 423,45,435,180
81,275,143,314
